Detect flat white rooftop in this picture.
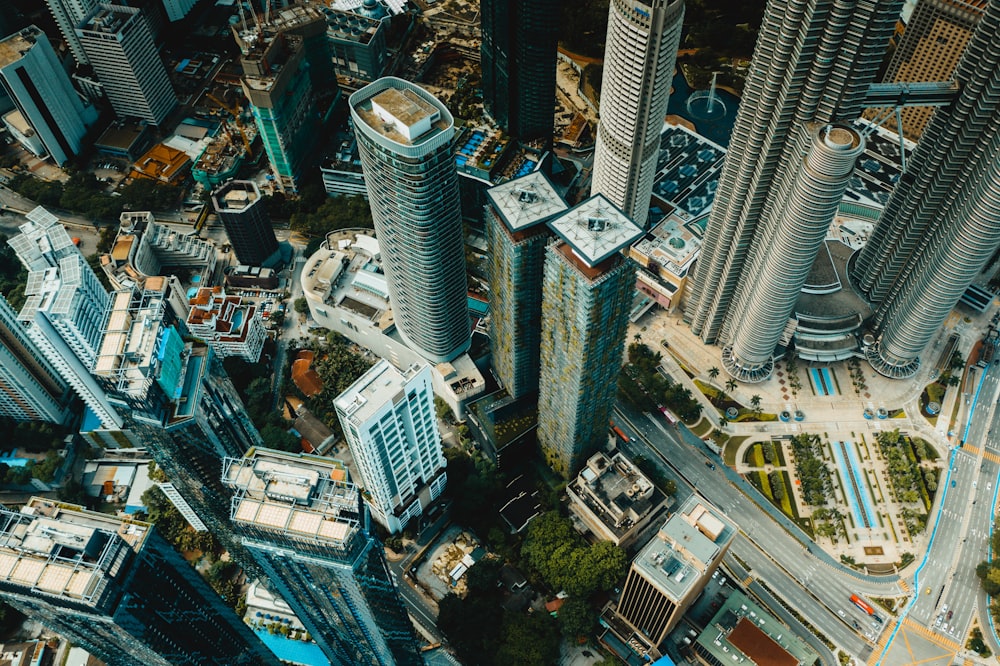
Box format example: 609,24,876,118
335,359,421,423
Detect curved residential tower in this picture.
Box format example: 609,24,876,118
350,78,470,363
591,0,684,228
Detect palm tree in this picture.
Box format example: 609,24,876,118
708,367,720,382
750,394,762,411
719,417,729,428
725,378,738,394
633,333,642,343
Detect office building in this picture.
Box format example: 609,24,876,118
874,0,987,139
350,77,470,363
162,0,196,21
684,0,901,376
326,9,388,81
211,181,279,267
335,360,446,533
0,497,276,666
222,448,422,666
604,497,736,661
537,195,643,478
692,591,820,666
480,0,559,140
853,2,1000,378
591,0,685,228
93,286,267,578
45,0,99,65
0,295,70,424
0,27,97,166
235,6,336,191
485,171,568,399
567,451,666,550
77,4,177,126
9,207,122,429
721,124,865,382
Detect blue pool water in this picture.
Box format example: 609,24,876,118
809,368,838,396
831,441,876,529
810,368,827,396
254,630,328,666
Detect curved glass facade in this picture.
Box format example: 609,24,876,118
350,78,470,363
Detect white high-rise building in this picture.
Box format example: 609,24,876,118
77,4,177,126
350,78,470,363
591,0,684,228
44,0,99,65
8,207,122,428
335,360,447,534
0,26,98,166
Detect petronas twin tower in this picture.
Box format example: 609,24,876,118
683,0,1000,381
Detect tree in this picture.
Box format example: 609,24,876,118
708,366,720,381
494,612,560,666
725,378,738,393
557,597,595,639
750,394,761,410
293,297,309,314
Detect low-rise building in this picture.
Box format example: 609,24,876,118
692,591,820,666
629,212,703,314
186,286,266,362
300,231,485,418
568,451,667,550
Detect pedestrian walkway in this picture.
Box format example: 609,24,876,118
960,444,1000,466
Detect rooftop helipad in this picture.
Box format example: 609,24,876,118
548,194,643,267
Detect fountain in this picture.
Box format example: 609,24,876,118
686,71,728,120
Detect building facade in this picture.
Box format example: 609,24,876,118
8,207,122,429
480,0,559,140
721,123,865,382
537,195,642,478
874,0,987,139
211,180,279,267
350,77,470,363
0,26,98,165
0,498,276,666
853,1,1000,377
77,4,177,126
606,497,736,661
591,0,684,228
222,449,423,666
326,9,387,81
684,0,901,376
0,295,70,424
484,171,568,399
186,287,266,362
44,0,98,65
335,360,447,533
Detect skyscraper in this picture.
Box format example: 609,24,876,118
853,1,1000,377
537,195,643,477
0,497,276,666
484,171,568,399
685,0,901,376
93,286,266,578
590,0,685,228
0,294,70,424
480,0,559,140
77,4,177,126
9,207,122,429
211,180,280,267
222,448,422,666
0,26,98,166
44,0,99,65
335,360,447,534
234,5,337,192
874,0,986,139
720,123,865,382
350,77,470,363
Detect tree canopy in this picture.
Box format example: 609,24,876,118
521,511,626,598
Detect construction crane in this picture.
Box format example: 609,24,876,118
206,92,254,158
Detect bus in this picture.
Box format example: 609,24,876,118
850,594,875,617
659,405,678,426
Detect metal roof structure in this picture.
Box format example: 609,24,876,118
548,194,643,267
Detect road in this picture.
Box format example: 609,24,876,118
614,401,904,661
876,360,1000,661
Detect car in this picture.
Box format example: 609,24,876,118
837,609,846,618
935,616,943,627
952,480,956,487
947,610,953,620
705,461,716,470
942,604,948,613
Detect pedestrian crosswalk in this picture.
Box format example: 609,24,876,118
960,444,1000,465
902,617,960,651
